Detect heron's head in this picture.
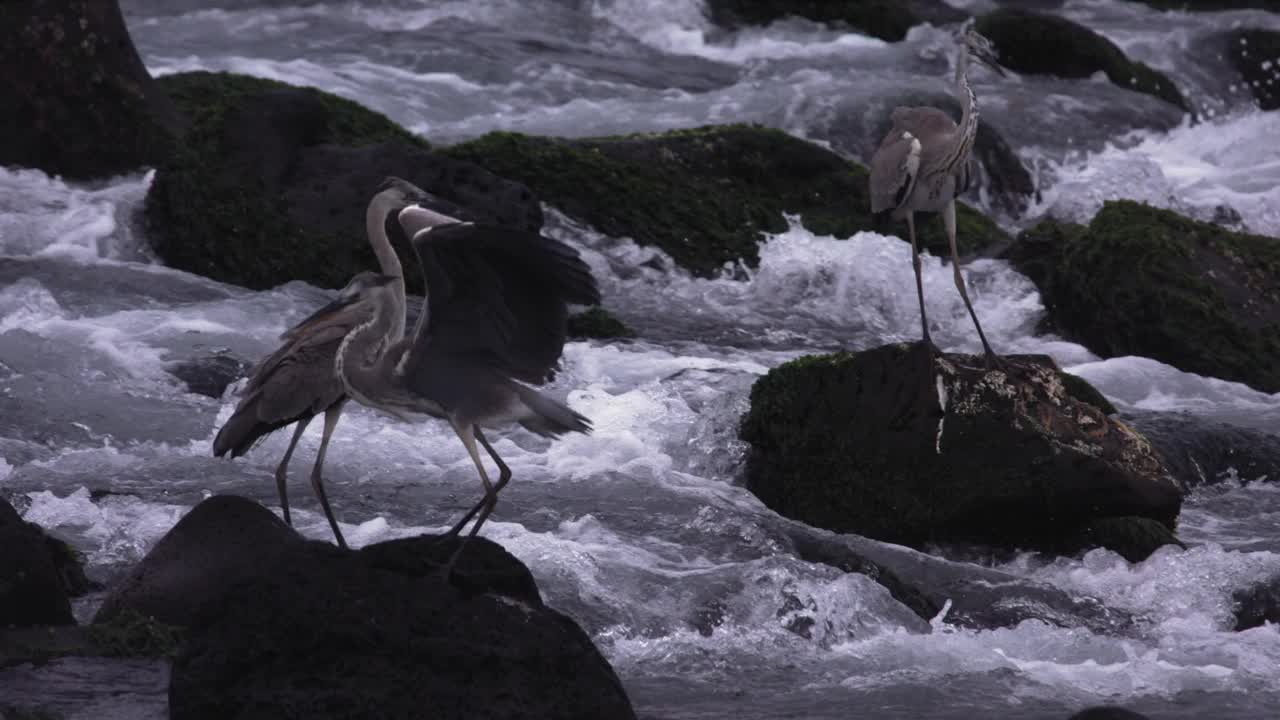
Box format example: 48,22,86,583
956,18,1006,78
375,176,432,207
397,202,460,238
340,271,400,303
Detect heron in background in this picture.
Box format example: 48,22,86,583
212,178,426,548
292,200,600,566
869,19,1007,367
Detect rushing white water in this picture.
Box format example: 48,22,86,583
4,1,1280,718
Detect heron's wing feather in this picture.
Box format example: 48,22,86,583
406,222,601,388
869,127,923,214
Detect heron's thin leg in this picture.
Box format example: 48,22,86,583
273,416,313,526
438,421,495,575
906,211,933,351
309,400,349,549
942,201,999,365
465,428,511,540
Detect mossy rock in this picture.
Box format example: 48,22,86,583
443,126,1007,277
739,342,1181,554
976,10,1188,112
0,0,181,179
1006,201,1280,393
567,307,634,340
146,72,541,291
1224,29,1280,111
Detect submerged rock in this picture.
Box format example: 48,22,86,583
97,495,634,719
1128,0,1280,9
1124,410,1280,487
444,126,1007,277
740,342,1183,559
1005,202,1280,394
1224,29,1280,112
976,10,1188,112
166,352,251,398
0,497,89,628
1067,708,1152,720
1232,574,1280,630
145,72,540,292
0,0,181,179
567,307,634,340
704,0,963,42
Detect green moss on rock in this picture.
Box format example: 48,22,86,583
976,10,1188,112
88,608,185,658
567,307,634,340
1007,201,1280,393
443,126,1007,277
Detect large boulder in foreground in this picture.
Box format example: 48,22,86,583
97,495,634,719
976,10,1188,112
145,72,541,292
444,126,1007,277
740,343,1184,560
1005,202,1280,394
704,0,962,42
0,0,180,179
1224,29,1280,111
0,497,89,628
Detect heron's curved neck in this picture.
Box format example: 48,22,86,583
943,45,979,175
365,195,408,340
335,294,403,406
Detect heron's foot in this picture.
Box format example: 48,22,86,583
982,350,1005,371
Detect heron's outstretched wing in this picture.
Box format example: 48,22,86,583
405,222,600,389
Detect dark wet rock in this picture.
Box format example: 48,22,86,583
704,0,963,42
0,704,64,720
163,500,634,720
0,497,89,628
1124,411,1280,487
1232,574,1280,630
0,0,181,179
95,494,304,627
145,71,541,292
740,342,1183,559
1004,202,1280,394
861,91,1037,218
795,526,1137,634
1223,29,1280,112
444,126,1007,277
976,10,1189,112
788,530,941,621
1067,708,1152,720
166,353,251,398
1061,516,1185,563
568,307,634,340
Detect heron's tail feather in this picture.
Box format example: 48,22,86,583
212,392,283,458
515,386,591,438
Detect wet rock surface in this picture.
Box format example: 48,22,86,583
976,9,1188,111
740,342,1184,559
1124,410,1280,487
704,0,963,42
1223,28,1280,112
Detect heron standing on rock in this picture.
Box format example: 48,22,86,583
869,19,1007,367
212,178,427,548
291,198,600,565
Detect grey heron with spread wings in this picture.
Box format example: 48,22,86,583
293,190,601,562
869,19,1007,367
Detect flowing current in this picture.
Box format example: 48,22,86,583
2,1,1279,718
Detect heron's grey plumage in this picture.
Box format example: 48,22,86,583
326,202,601,569
866,19,1006,365
212,177,428,548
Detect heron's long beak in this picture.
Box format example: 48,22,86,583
971,45,1007,77
280,293,362,340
